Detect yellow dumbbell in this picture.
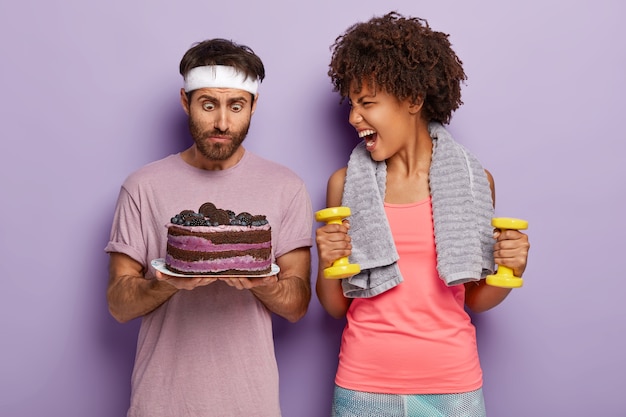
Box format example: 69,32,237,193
486,217,529,288
315,207,361,279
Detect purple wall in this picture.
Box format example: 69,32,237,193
1,1,625,416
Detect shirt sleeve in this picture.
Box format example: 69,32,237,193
274,182,313,259
104,186,147,267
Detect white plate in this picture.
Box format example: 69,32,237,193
151,258,279,278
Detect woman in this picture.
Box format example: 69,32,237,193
316,12,530,417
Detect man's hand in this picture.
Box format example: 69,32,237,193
219,275,279,290
154,270,218,290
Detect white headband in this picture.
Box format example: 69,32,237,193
183,65,259,95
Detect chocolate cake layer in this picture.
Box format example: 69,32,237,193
168,226,270,244
165,223,272,276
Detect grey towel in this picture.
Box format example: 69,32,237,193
341,122,495,298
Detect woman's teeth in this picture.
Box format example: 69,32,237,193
359,130,376,147
359,129,376,138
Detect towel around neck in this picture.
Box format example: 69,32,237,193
340,122,495,298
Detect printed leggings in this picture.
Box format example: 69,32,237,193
332,385,486,417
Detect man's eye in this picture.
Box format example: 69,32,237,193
231,104,243,112
202,102,215,111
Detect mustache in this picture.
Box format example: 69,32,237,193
201,130,231,139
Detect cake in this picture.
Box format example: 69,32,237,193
165,202,272,276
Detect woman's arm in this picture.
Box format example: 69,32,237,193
464,170,530,313
315,167,353,318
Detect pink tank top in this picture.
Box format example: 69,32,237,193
335,198,483,394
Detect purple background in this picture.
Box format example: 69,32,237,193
1,1,624,416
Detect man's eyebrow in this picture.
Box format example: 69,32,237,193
227,96,249,104
195,93,216,102
195,94,249,104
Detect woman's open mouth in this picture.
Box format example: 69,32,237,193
359,129,376,150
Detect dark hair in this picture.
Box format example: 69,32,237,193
179,38,265,87
328,12,467,124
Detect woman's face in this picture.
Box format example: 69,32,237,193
347,81,416,162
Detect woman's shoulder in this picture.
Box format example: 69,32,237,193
328,166,347,188
325,167,348,206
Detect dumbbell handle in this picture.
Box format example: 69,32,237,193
315,207,361,279
486,217,528,288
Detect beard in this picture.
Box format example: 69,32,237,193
188,117,250,161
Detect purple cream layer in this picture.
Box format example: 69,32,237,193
165,254,271,273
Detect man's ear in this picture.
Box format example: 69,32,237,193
180,88,190,115
408,94,425,114
251,93,259,115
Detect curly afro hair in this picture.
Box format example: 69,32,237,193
328,12,467,125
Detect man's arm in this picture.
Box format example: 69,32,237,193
243,247,311,323
107,252,218,323
107,253,178,323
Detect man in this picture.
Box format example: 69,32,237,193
105,38,313,417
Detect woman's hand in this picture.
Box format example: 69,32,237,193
493,229,530,278
316,220,352,268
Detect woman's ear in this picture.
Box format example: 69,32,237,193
408,94,425,114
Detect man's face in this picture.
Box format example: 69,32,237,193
184,88,256,161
